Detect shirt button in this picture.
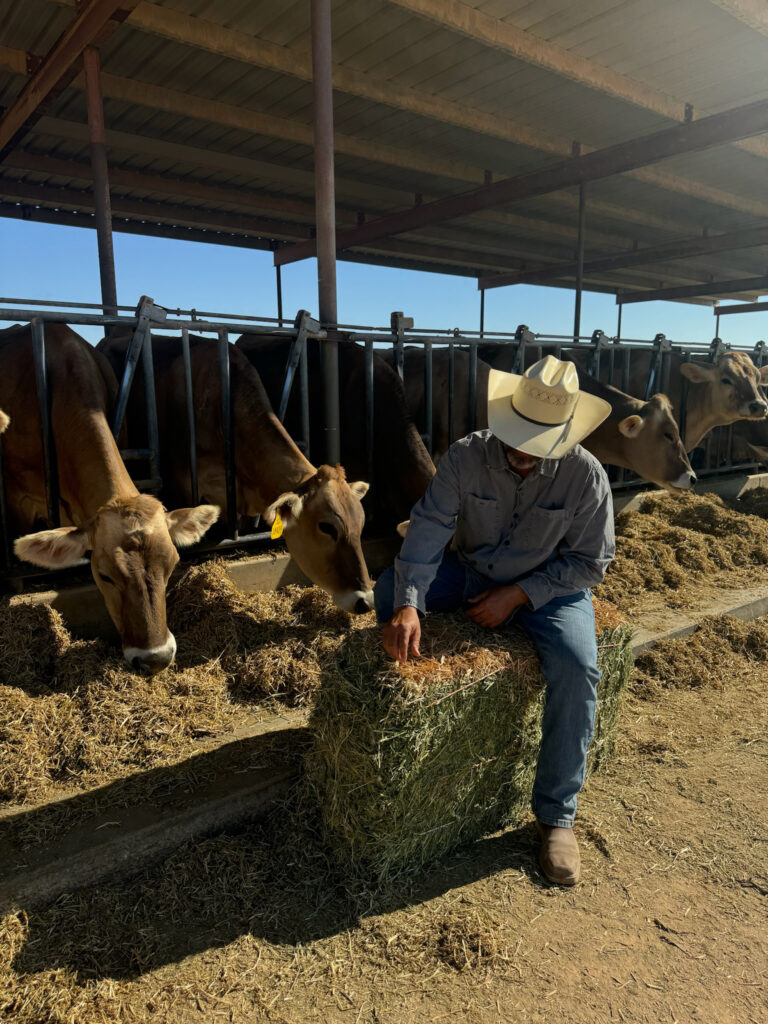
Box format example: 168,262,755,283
504,540,510,546
488,563,494,570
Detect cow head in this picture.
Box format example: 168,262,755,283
680,352,768,423
14,496,219,674
617,394,696,493
263,464,374,614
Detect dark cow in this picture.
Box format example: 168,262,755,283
98,333,375,613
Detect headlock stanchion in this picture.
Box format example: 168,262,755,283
1,296,767,586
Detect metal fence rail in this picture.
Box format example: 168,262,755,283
0,298,765,584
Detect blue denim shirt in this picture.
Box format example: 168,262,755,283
394,430,615,613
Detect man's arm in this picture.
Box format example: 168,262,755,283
516,466,615,611
393,446,462,613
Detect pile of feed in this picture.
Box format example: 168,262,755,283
305,598,632,883
0,562,357,807
596,491,768,613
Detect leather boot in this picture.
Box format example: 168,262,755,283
536,821,581,885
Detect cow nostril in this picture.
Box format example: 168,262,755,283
355,597,371,615
750,401,768,414
131,657,142,671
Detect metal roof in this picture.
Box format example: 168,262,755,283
2,0,768,304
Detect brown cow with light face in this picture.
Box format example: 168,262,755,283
673,351,768,449
1,324,219,674
98,334,375,614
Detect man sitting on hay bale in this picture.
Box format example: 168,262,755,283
375,355,615,886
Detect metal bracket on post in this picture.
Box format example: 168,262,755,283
277,310,320,462
708,336,727,362
112,295,166,438
588,330,609,377
752,340,766,369
644,333,671,400
513,323,535,372
390,311,413,381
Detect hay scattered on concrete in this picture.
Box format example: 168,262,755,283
596,492,768,612
633,614,768,696
0,562,356,807
305,601,632,883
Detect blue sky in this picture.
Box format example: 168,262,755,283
1,219,766,348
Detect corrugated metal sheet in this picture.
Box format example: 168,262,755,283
1,0,768,299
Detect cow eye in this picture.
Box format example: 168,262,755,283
720,377,732,385
99,573,114,585
664,431,675,442
318,521,338,541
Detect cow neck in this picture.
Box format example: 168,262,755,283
56,407,137,522
680,391,714,451
234,405,315,513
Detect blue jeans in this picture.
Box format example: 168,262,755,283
374,552,599,828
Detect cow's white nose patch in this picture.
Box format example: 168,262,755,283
334,589,375,614
672,472,695,489
124,632,177,672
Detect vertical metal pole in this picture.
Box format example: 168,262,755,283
181,328,199,506
448,343,455,444
479,288,485,338
141,328,160,491
468,344,478,433
0,434,11,569
83,48,118,319
311,0,340,464
218,329,238,539
573,182,586,341
364,339,374,493
300,340,311,461
616,302,622,341
275,262,284,328
424,340,433,457
31,319,60,527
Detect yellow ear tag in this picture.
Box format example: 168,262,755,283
271,511,284,540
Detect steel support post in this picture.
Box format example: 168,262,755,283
275,261,284,327
311,0,340,464
573,183,586,341
83,48,118,319
479,287,485,337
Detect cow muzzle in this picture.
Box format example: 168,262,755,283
124,632,177,675
668,470,696,492
743,399,768,418
335,589,375,615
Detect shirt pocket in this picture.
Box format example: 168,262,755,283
457,493,500,554
519,505,574,552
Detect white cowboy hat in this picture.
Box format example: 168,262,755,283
487,355,611,459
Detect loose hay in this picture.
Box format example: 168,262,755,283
596,491,768,612
0,562,355,808
305,600,632,883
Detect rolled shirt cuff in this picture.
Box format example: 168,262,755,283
393,582,425,615
515,574,553,612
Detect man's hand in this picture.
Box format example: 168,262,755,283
465,584,529,629
382,605,421,662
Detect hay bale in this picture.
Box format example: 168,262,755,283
305,599,633,882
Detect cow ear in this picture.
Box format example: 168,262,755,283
349,480,370,500
396,520,410,538
618,414,645,438
680,362,714,383
15,526,89,568
263,492,304,527
166,505,220,547
758,365,768,382
0,410,9,434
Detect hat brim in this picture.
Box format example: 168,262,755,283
487,370,612,459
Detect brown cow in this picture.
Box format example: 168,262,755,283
0,324,219,674
390,346,695,491
234,335,436,527
98,333,375,614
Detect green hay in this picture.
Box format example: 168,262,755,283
305,602,633,883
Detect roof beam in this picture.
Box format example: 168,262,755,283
708,0,768,35
0,0,137,161
3,44,768,229
717,301,768,315
480,225,768,290
386,0,768,163
276,96,768,266
617,275,768,305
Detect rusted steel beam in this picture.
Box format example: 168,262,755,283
83,48,117,316
311,0,340,463
480,223,768,290
0,0,137,160
276,96,768,267
715,301,768,315
617,275,768,304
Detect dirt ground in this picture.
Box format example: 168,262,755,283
2,615,766,1024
